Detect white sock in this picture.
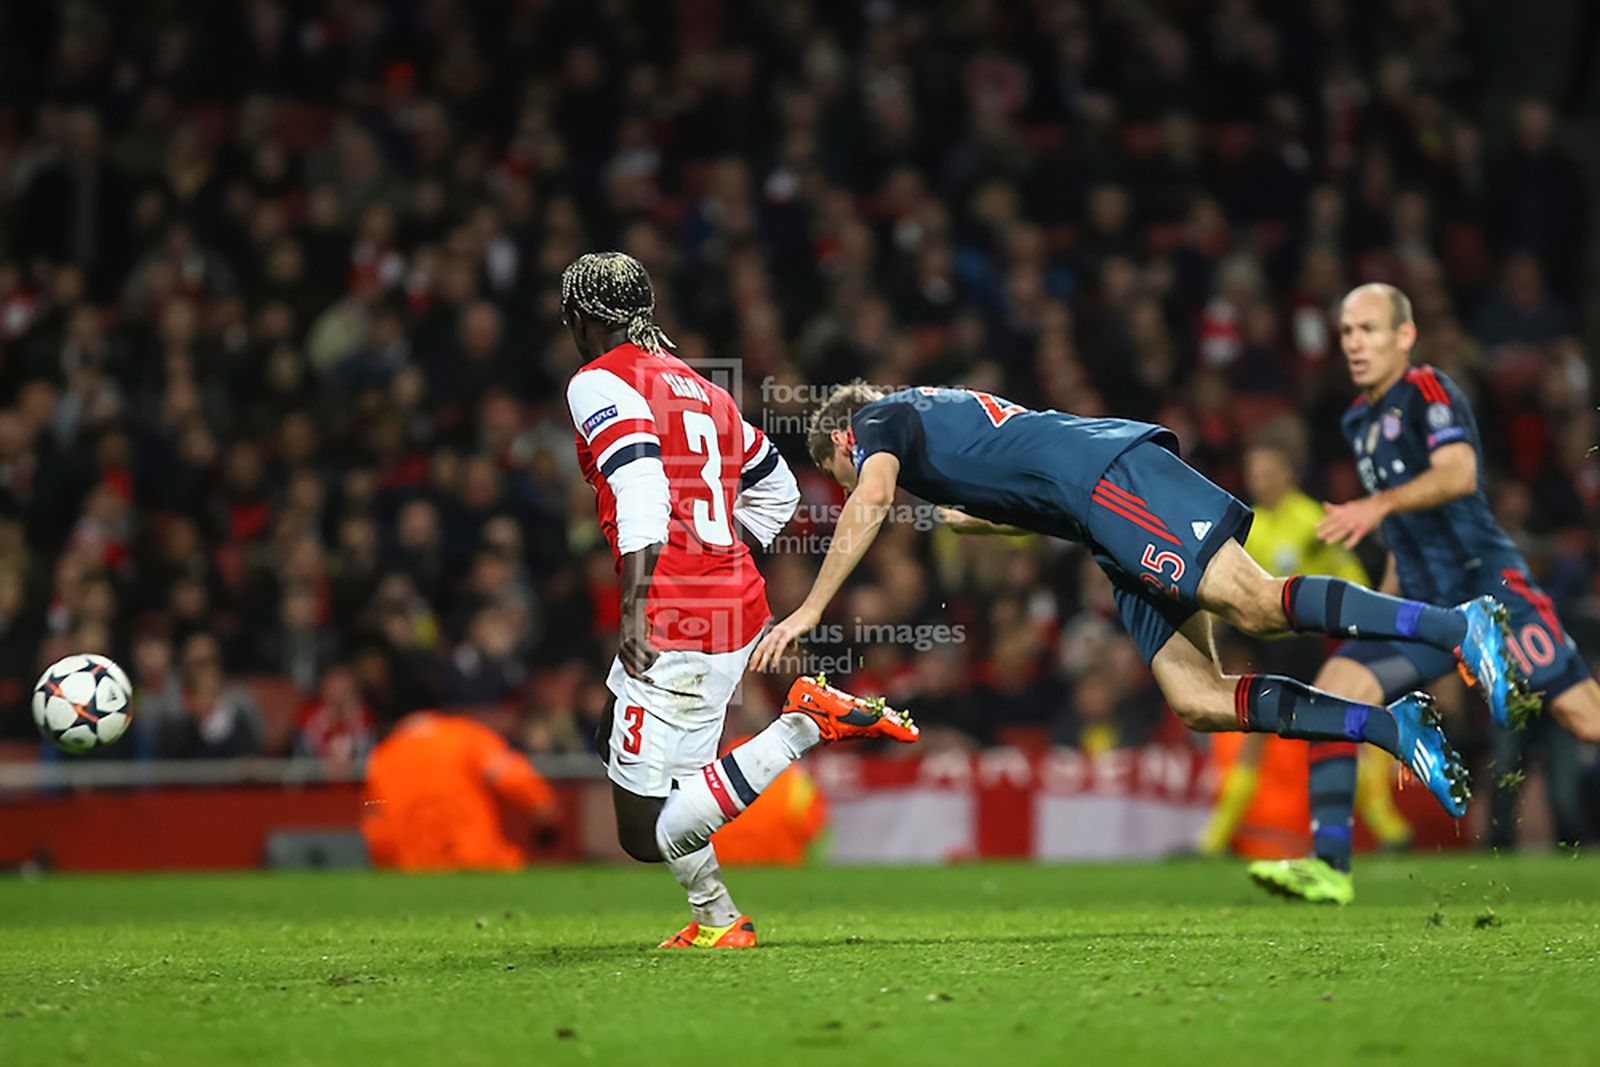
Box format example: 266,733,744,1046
654,713,823,860
667,844,740,927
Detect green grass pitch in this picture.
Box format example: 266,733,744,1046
2,855,1597,1065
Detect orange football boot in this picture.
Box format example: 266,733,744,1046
659,915,758,948
783,674,919,744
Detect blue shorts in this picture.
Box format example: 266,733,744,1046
1085,441,1254,665
1334,569,1592,701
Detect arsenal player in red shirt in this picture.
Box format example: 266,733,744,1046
561,253,915,948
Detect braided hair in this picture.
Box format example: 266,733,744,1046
559,252,674,353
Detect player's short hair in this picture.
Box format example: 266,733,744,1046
807,380,886,466
1343,283,1414,330
560,252,674,352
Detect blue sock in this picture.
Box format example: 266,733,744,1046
1235,674,1400,757
1308,742,1357,872
1284,575,1467,651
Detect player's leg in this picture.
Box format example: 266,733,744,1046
1085,449,1469,813
1549,679,1600,743
1355,748,1414,849
594,701,690,864
645,714,755,947
602,650,776,947
1248,643,1442,902
596,646,753,946
1196,540,1532,726
1482,596,1597,849
1303,645,1442,869
1126,594,1468,815
1196,538,1464,647
1496,568,1600,741
1486,719,1530,852
1246,655,1380,904
1541,721,1585,846
653,675,914,864
598,700,750,938
1149,612,1395,746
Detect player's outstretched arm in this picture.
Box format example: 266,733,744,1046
751,453,901,672
1317,443,1476,549
936,507,1029,536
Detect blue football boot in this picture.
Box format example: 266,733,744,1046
1454,596,1539,729
1389,692,1470,817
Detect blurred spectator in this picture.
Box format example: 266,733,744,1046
1472,254,1573,349
124,631,184,759
1053,669,1151,754
253,582,339,695
0,566,41,733
159,633,266,758
1489,99,1586,301
14,109,132,300
445,607,524,707
294,664,375,765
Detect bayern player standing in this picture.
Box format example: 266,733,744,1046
1249,284,1600,904
560,253,915,948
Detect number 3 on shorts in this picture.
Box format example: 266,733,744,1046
621,705,645,755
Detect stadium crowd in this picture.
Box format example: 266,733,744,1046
0,1,1596,832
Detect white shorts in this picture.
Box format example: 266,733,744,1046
604,633,760,798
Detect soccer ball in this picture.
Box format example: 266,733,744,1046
32,654,135,753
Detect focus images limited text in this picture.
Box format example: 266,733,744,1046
768,501,951,555
761,619,969,677
804,619,967,652
753,375,917,436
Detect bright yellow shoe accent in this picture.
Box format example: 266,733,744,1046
1247,857,1354,905
659,915,758,948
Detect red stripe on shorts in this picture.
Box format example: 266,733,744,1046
1097,479,1155,514
1501,569,1564,643
1092,491,1182,546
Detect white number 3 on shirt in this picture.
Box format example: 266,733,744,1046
681,410,734,546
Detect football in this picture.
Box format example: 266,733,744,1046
32,654,135,754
